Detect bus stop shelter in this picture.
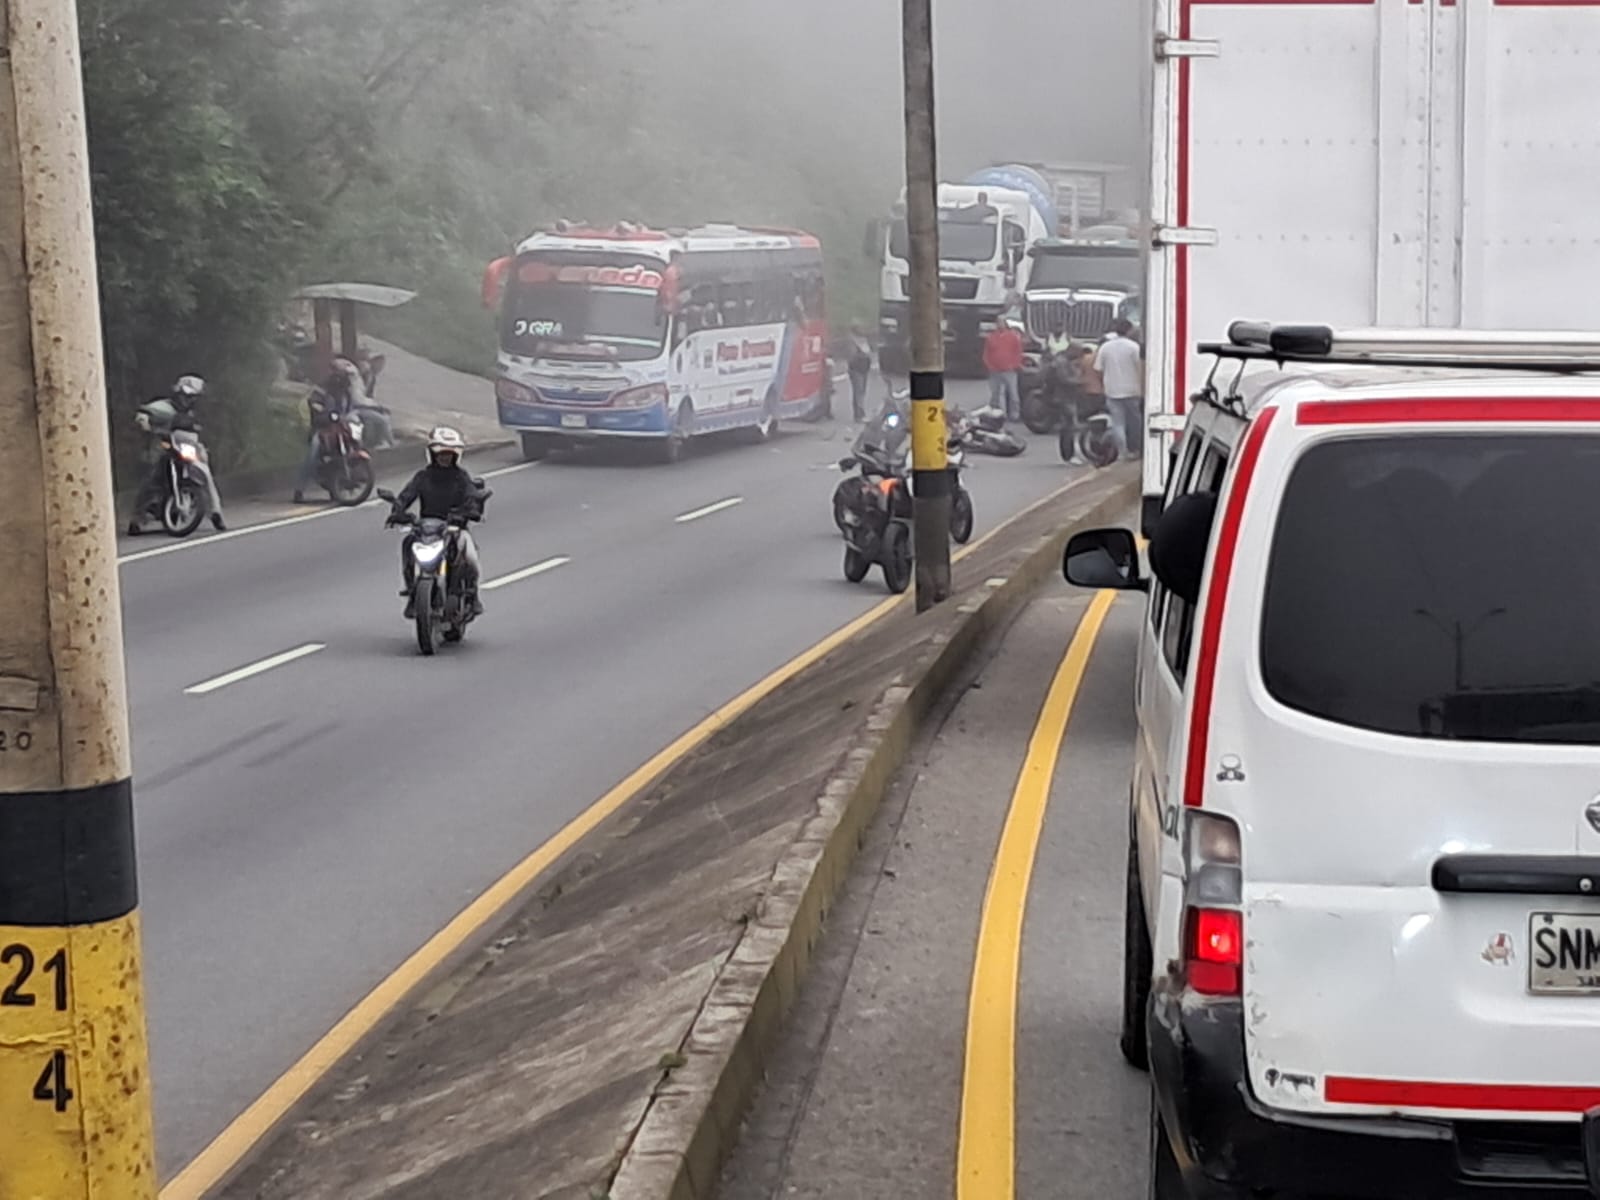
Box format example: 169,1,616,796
294,282,416,380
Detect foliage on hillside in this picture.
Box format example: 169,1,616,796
82,0,887,475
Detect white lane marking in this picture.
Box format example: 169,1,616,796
482,556,571,591
119,452,535,566
184,643,326,696
674,496,744,524
118,502,380,565
483,461,541,480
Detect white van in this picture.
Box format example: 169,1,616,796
1067,323,1600,1199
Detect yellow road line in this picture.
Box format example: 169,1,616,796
956,590,1116,1200
162,472,1099,1198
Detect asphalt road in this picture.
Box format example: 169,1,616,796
122,379,1094,1178
719,587,1147,1199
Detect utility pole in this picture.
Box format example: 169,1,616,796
902,0,952,612
0,2,156,1196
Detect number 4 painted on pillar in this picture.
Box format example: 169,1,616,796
32,1050,72,1113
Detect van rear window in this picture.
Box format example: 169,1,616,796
1261,434,1600,743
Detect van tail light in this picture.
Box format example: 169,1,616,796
1182,812,1243,997
1186,908,1242,996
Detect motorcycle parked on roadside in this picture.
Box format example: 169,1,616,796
837,440,914,595
833,409,909,533
312,409,376,506
129,390,225,538
378,486,492,656
945,417,976,545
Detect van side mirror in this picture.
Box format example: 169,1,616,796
1064,527,1146,591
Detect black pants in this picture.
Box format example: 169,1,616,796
848,367,870,421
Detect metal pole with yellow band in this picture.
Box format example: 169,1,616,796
0,1,157,1196
901,0,952,613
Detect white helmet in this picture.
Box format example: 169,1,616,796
174,374,206,398
427,425,466,468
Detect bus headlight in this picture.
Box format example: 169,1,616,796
496,378,536,405
612,383,668,409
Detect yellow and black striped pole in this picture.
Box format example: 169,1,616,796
901,0,952,613
0,1,157,1196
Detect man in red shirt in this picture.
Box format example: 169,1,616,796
983,319,1025,421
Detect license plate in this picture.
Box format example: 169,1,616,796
561,413,587,429
1529,912,1600,993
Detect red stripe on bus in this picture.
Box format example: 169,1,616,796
1327,1077,1600,1113
1182,406,1278,809
1298,397,1600,425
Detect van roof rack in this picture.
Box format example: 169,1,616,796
1201,321,1600,374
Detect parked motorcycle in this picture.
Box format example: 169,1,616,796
945,420,975,545
833,410,908,533
313,409,375,506
837,444,913,595
130,396,223,538
378,486,492,656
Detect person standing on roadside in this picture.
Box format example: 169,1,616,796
1094,318,1144,461
847,323,873,422
983,318,1025,422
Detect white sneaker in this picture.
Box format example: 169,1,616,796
1068,455,1087,466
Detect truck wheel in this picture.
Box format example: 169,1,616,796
520,433,550,462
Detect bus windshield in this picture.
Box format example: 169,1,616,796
502,254,669,362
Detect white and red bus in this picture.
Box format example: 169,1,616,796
484,222,828,463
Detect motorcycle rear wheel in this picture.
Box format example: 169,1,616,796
329,458,375,506
951,488,975,545
162,481,206,538
1022,390,1059,436
1080,426,1119,469
414,577,438,656
881,523,912,595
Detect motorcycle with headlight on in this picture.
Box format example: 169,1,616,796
377,485,492,656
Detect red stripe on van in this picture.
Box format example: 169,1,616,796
1327,1076,1600,1113
1182,406,1278,809
1299,398,1600,426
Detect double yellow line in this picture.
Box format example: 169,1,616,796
956,590,1117,1199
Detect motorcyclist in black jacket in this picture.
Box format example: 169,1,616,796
388,426,488,619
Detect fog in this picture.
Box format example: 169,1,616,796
620,0,1146,203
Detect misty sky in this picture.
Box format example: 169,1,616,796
624,0,1145,205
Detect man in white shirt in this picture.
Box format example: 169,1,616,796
1093,319,1144,461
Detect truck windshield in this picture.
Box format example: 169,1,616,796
1029,252,1141,291
1262,434,1600,743
501,254,668,362
889,215,998,264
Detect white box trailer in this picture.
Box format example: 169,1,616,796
1141,0,1600,536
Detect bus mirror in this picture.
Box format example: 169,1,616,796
482,257,512,310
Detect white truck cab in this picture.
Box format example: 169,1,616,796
1069,323,1600,1200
